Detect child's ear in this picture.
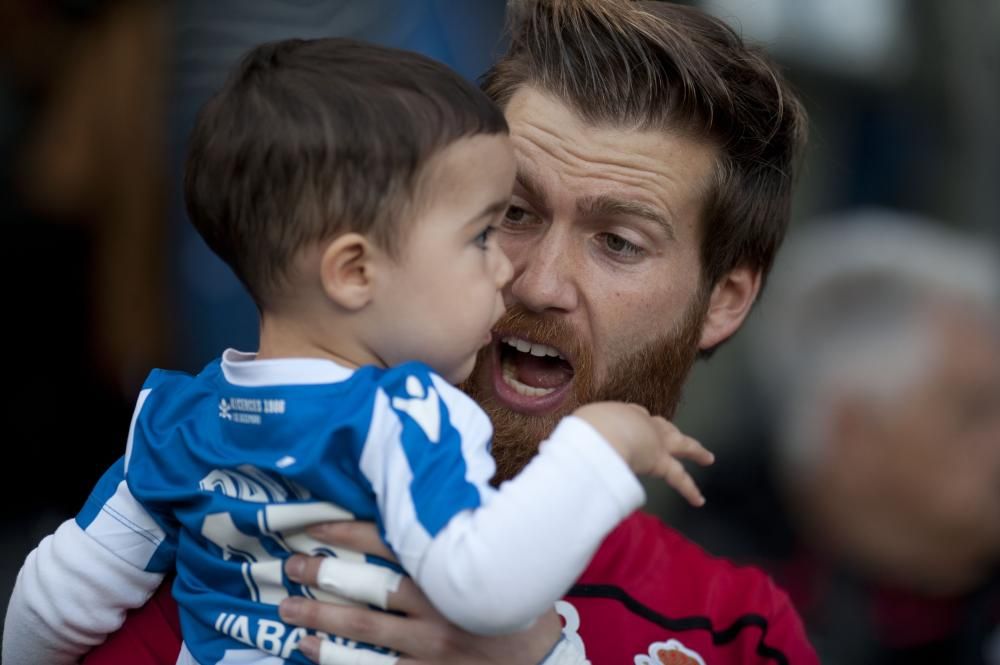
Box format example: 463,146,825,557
319,233,379,310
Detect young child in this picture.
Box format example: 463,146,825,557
6,38,712,665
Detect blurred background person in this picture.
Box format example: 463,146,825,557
672,210,1000,664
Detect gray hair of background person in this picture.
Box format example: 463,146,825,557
748,208,1000,476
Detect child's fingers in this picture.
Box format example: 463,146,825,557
653,454,706,507
673,435,714,466
652,417,715,466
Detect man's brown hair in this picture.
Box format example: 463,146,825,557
483,0,807,291
185,38,508,307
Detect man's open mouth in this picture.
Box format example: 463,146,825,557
491,336,575,413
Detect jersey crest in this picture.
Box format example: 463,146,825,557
634,639,706,665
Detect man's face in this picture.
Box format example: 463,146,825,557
464,86,723,480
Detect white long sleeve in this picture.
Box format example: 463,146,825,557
414,415,644,635
2,518,164,665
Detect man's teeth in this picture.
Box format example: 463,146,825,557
500,336,564,359
501,363,557,397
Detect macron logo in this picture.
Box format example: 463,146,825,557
391,375,440,443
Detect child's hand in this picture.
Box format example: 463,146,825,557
572,401,714,506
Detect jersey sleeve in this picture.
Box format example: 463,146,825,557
359,364,496,566
361,364,645,635
418,414,645,634
2,517,165,665
77,456,178,574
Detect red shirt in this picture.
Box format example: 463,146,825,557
563,512,818,664
84,512,818,665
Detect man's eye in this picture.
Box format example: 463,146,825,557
503,205,529,224
474,226,494,249
599,233,643,257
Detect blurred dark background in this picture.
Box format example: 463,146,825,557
1,1,997,662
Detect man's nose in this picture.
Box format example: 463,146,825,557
507,229,579,313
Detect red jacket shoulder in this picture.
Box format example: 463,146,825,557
571,512,819,665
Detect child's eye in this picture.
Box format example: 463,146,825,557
474,226,495,249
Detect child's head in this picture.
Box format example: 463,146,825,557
186,38,515,381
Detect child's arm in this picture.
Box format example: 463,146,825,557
3,516,165,665
572,401,713,507
411,413,642,635
370,368,711,636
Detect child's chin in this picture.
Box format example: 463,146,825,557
444,359,476,386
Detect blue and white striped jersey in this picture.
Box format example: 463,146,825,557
70,349,644,665
78,350,496,664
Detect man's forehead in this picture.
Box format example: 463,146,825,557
504,85,712,159
504,86,716,215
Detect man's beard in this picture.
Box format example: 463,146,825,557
463,290,710,482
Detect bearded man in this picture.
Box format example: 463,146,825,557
7,2,815,664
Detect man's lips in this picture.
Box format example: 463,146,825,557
489,337,574,415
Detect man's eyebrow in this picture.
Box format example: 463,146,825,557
514,169,549,211
465,199,510,226
578,195,676,241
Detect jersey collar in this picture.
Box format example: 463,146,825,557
221,348,356,386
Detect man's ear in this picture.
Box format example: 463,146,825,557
699,265,761,350
319,233,378,311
